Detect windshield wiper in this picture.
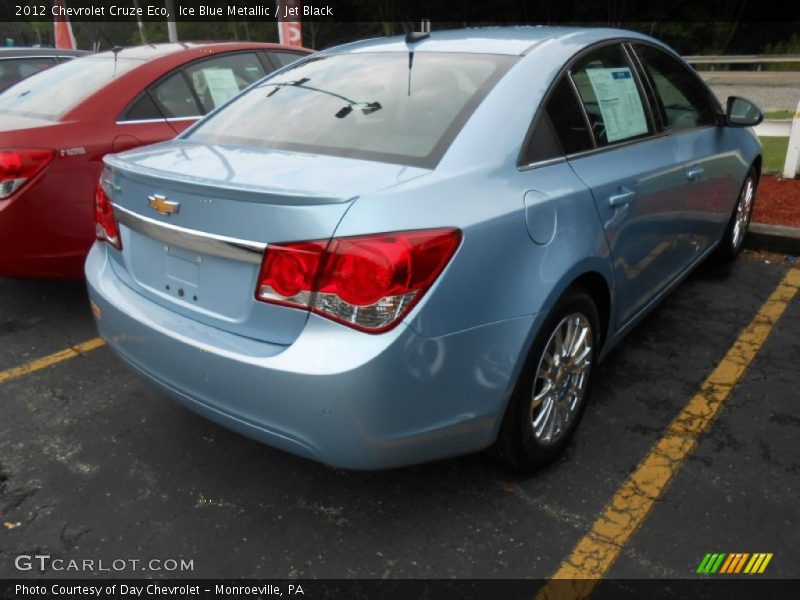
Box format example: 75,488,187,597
263,79,381,118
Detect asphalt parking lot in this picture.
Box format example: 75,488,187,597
0,251,798,582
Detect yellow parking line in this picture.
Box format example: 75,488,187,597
537,267,800,599
0,337,106,385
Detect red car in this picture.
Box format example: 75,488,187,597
0,42,312,278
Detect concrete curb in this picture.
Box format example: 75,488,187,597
745,222,800,256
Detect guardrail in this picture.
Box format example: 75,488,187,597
684,54,800,177
685,54,800,65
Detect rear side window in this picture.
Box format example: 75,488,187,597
521,74,595,165
570,44,652,147
0,56,139,120
150,71,201,118
547,75,595,156
123,92,163,121
521,114,562,164
633,44,716,132
187,52,514,168
184,52,266,113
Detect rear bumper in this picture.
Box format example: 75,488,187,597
0,189,91,279
85,243,537,469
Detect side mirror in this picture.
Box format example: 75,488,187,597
724,96,764,127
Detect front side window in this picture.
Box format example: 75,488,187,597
0,56,139,120
570,45,652,147
633,44,716,132
186,52,514,167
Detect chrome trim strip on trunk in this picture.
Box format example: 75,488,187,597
112,204,266,264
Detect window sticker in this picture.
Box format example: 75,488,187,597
585,67,648,143
198,68,241,107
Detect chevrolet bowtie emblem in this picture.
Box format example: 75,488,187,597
147,194,180,216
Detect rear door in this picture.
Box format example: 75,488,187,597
630,43,737,259
564,43,687,327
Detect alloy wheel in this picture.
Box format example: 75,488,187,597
530,313,594,445
732,177,755,250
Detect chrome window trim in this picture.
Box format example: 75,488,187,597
566,71,598,149
518,156,568,172
116,116,200,125
112,204,266,264
519,129,678,170
0,55,61,61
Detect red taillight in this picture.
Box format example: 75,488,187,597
0,148,54,199
256,229,461,333
94,182,121,250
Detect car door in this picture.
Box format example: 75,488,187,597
630,43,738,259
563,43,687,328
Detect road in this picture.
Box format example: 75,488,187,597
699,71,800,112
0,252,798,583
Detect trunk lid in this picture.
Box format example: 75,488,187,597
103,140,429,345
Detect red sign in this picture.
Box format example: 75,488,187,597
53,0,77,49
277,0,303,47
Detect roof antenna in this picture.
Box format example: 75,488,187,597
111,46,123,77
404,20,430,96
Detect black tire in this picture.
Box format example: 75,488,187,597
493,286,600,472
715,168,758,262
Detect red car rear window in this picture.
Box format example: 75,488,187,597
0,56,139,120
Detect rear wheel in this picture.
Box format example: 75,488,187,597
494,288,599,471
715,168,757,262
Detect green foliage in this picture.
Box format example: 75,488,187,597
759,137,790,174
765,34,800,71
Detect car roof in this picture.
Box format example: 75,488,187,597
89,41,306,61
0,47,88,58
323,25,659,56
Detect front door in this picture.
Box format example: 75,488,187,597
565,43,686,327
631,43,740,259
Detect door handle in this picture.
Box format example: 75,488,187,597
608,189,636,207
686,166,705,182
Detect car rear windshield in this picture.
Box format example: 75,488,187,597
186,52,515,168
0,56,139,120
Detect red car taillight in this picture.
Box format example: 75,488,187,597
94,182,121,250
256,228,462,333
0,149,54,199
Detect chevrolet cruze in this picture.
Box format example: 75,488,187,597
86,27,763,470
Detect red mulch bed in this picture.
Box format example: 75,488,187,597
753,176,800,228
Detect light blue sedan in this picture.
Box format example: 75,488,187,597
86,27,763,470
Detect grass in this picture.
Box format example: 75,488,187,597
759,137,790,173
764,110,795,120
